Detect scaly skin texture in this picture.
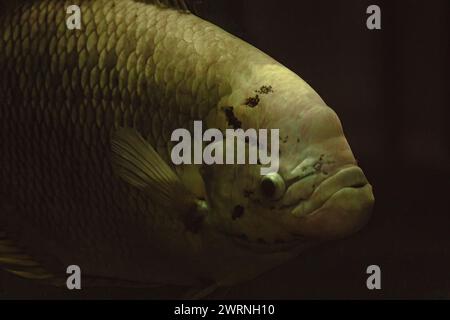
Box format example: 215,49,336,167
0,0,374,289
0,0,297,286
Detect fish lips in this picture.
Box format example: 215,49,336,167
289,166,374,239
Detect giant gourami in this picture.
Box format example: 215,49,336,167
0,0,374,295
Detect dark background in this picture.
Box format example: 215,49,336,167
1,0,449,299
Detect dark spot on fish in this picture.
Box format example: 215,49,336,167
313,162,322,171
313,154,325,172
297,138,300,143
183,208,204,233
245,95,260,108
223,106,242,129
232,205,245,220
282,136,289,143
261,178,276,198
255,85,274,95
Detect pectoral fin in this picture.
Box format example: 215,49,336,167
111,128,208,229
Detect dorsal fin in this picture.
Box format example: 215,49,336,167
135,0,245,38
135,0,202,15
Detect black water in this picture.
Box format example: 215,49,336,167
1,0,448,299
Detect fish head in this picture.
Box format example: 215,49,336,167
201,79,374,249
256,79,376,240
274,104,375,240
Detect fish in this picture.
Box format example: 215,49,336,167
0,0,375,297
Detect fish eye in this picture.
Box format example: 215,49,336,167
260,173,286,200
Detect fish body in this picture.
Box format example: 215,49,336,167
0,0,374,292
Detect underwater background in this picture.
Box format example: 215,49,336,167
0,0,448,299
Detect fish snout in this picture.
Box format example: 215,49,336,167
285,166,374,239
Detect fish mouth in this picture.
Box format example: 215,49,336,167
291,165,369,217
289,165,374,238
